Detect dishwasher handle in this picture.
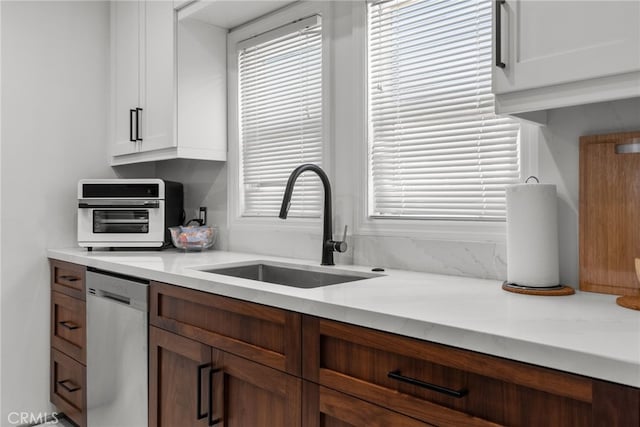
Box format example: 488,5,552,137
95,289,131,305
86,269,149,312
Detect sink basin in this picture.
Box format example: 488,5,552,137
193,261,380,289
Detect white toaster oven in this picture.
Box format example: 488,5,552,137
77,179,183,250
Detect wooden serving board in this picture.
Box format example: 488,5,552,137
579,131,640,296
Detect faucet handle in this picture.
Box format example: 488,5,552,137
335,225,348,253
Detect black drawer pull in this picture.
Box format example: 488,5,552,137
58,321,80,331
209,368,222,426
59,275,79,282
57,379,80,393
388,370,468,398
196,363,211,420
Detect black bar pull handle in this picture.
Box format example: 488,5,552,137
196,363,211,420
135,107,143,142
495,0,506,69
59,275,79,282
208,367,222,426
388,370,468,399
58,321,79,331
129,109,136,142
57,379,80,393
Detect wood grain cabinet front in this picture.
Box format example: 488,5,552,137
302,316,639,427
51,291,86,364
150,281,301,376
144,279,639,427
149,325,302,427
303,382,432,427
49,259,87,427
50,259,85,300
51,348,86,427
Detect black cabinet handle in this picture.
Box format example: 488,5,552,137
135,107,143,142
57,379,80,393
387,370,468,398
196,363,210,420
58,321,79,331
129,109,136,142
495,0,506,69
59,275,79,282
208,367,222,426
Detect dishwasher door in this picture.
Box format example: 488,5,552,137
86,270,148,427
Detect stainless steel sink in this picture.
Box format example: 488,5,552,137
194,262,380,289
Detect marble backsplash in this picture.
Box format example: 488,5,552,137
353,235,507,280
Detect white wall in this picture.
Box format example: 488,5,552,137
1,1,114,422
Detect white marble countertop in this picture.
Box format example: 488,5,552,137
48,247,640,388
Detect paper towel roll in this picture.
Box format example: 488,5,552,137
506,183,559,287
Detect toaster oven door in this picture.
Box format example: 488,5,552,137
77,200,165,247
92,210,150,234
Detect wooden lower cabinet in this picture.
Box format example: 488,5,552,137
302,316,640,427
149,326,211,427
149,326,302,427
49,259,87,427
148,282,639,427
303,382,431,427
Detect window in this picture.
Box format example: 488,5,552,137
367,0,522,221
238,15,324,218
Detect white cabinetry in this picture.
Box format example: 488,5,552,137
110,0,227,165
492,0,640,124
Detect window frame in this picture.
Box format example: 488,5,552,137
227,1,333,232
351,0,539,243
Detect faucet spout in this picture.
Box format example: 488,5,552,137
279,164,347,266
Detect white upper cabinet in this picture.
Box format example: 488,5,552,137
492,0,640,124
138,0,175,154
112,1,141,156
110,0,227,165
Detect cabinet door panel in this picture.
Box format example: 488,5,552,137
303,316,593,427
149,326,211,427
51,291,86,364
51,349,86,427
111,0,140,156
494,0,640,94
150,281,301,375
139,0,175,153
212,349,302,427
303,382,431,427
50,260,86,300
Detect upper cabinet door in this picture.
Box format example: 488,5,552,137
492,0,640,122
111,1,140,156
493,0,640,94
139,0,175,153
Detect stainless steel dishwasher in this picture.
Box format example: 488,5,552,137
86,268,148,427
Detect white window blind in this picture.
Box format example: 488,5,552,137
238,15,323,218
368,0,521,220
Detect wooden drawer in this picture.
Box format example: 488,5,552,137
50,260,86,300
150,281,302,375
51,291,86,364
304,381,432,427
51,348,86,427
303,316,595,427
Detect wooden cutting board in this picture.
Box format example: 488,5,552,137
579,131,640,296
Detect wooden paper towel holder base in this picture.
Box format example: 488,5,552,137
616,295,640,311
502,282,575,296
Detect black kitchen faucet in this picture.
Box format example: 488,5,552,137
279,164,347,266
